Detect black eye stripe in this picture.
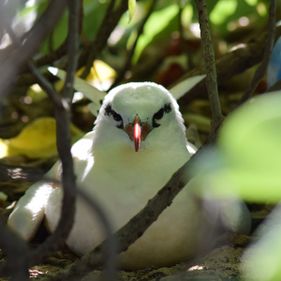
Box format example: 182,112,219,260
104,104,123,128
153,108,164,120
112,111,122,121
152,103,172,128
164,103,172,113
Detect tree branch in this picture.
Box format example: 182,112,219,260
28,0,80,264
45,146,207,281
80,0,128,78
194,0,223,133
0,0,67,97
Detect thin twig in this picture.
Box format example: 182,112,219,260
112,0,158,87
28,63,63,108
240,0,276,102
80,0,128,78
194,0,223,134
29,0,80,264
0,0,67,97
62,0,80,101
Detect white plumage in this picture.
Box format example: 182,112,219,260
8,82,201,268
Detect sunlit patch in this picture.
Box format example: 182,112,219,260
190,23,201,38
72,91,84,103
0,33,11,49
238,17,250,27
245,0,258,5
71,138,93,160
23,96,33,105
29,268,44,278
25,0,36,7
0,140,8,158
8,168,24,180
25,184,53,216
257,3,267,16
229,43,247,52
188,264,206,271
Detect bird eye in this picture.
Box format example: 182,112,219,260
104,104,123,128
153,108,164,120
112,111,122,122
152,103,172,128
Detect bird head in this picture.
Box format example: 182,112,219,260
93,82,186,153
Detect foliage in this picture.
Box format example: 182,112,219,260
193,91,281,202
0,0,281,280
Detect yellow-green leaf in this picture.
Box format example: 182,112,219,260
7,117,83,159
128,0,136,21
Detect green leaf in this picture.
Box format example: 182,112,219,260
193,91,281,202
133,3,178,62
8,117,82,159
48,67,106,115
128,0,136,21
169,75,206,100
82,0,108,40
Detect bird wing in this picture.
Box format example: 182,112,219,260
8,181,54,240
7,131,95,240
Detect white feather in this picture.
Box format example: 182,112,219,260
9,82,201,268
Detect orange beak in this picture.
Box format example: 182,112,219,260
124,115,151,152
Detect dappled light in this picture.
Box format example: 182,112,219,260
0,0,280,281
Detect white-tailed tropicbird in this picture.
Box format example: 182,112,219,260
8,82,247,269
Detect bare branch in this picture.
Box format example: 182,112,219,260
194,0,223,133
29,0,80,264
44,146,207,281
0,0,67,97
80,1,128,78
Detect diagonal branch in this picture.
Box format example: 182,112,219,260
45,146,207,281
0,0,67,97
80,0,128,78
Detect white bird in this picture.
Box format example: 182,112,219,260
8,82,207,268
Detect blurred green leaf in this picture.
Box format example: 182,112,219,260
128,0,136,21
40,0,109,54
40,10,68,54
48,67,105,107
82,0,108,40
133,3,178,62
193,92,281,202
169,74,206,100
208,0,267,35
210,0,238,25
